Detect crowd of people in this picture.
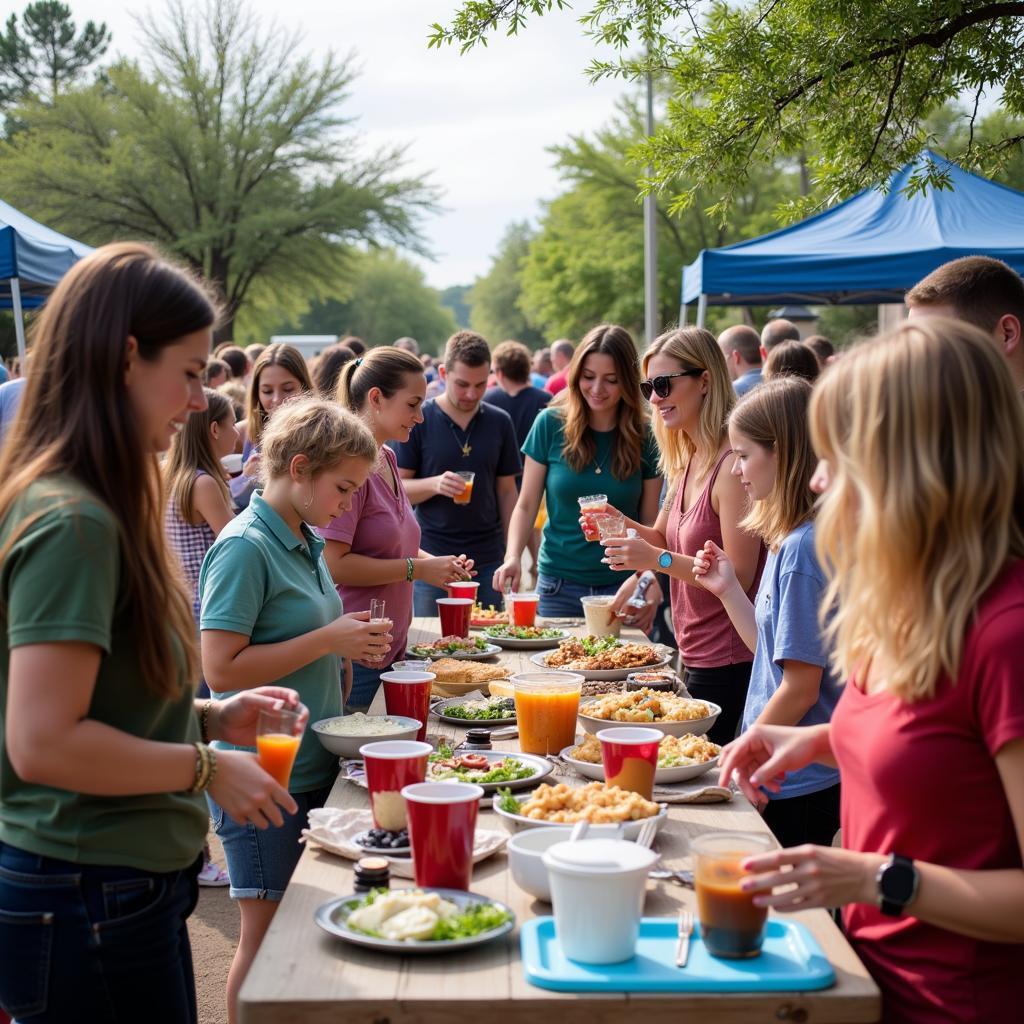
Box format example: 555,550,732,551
0,242,1021,1024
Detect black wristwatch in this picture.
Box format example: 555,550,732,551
876,853,919,916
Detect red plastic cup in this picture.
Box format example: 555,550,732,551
447,580,480,602
509,592,539,627
381,671,435,742
359,740,432,831
597,726,662,800
437,597,473,637
401,781,484,890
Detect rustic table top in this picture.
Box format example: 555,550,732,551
239,617,880,1024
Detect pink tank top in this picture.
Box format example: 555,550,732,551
667,450,765,668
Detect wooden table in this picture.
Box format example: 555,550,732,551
240,618,881,1023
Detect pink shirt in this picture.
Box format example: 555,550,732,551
320,446,420,663
831,560,1024,1023
668,450,764,667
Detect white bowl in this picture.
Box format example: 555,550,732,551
492,793,668,838
577,699,722,737
558,744,721,784
311,715,422,758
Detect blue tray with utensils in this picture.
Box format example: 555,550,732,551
520,917,835,992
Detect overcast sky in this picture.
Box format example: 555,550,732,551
70,1,628,290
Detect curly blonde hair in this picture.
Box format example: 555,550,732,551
810,318,1024,702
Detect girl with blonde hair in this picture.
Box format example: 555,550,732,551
0,242,303,1022
494,324,662,614
721,318,1024,1023
199,397,391,1023
603,326,764,744
692,378,842,847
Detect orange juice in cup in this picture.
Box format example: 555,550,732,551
256,707,302,788
453,471,475,505
513,671,584,755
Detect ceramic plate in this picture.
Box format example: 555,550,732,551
480,628,569,650
557,744,721,784
426,749,552,793
407,643,502,661
315,888,515,954
528,650,673,681
431,696,516,726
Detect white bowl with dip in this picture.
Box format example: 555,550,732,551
579,595,622,638
312,714,422,758
542,838,659,963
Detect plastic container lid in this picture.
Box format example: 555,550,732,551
543,838,659,876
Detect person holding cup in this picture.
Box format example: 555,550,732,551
719,321,1024,1023
323,348,476,710
494,324,662,618
199,397,390,1024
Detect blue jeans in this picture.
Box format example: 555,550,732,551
0,842,200,1023
412,559,503,616
208,783,332,901
535,573,621,618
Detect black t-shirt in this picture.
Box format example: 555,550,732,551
393,399,522,564
484,386,552,448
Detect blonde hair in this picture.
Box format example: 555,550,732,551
164,388,233,523
731,378,817,550
260,396,378,481
643,327,734,484
554,324,646,480
810,318,1024,702
245,343,313,447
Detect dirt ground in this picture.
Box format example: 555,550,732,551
188,832,238,1024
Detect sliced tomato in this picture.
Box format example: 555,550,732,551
457,754,490,770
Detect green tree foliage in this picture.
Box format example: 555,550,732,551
0,0,438,338
431,1,1024,221
439,284,472,329
0,2,109,105
468,221,547,347
516,95,797,339
283,249,457,356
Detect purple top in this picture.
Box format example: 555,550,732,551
164,470,218,623
319,445,421,662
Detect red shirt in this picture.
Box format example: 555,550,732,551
544,369,568,395
831,560,1024,1023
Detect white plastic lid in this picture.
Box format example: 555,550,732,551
543,838,659,875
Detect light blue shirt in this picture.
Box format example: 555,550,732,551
199,491,343,792
734,368,763,396
0,378,27,443
741,521,842,799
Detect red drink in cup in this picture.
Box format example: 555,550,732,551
510,592,539,627
597,727,662,800
447,580,479,602
380,671,434,743
401,782,484,890
437,597,473,637
360,740,432,831
578,494,608,541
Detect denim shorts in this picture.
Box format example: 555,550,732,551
208,783,332,902
535,573,622,618
0,841,200,1023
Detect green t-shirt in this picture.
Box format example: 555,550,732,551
522,408,662,586
0,476,208,872
200,492,342,792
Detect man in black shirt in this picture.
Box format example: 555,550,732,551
484,341,552,467
395,331,522,615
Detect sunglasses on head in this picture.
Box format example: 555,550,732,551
639,368,703,401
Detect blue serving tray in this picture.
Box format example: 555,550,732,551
521,917,835,992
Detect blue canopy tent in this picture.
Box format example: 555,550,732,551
680,150,1024,326
0,198,93,360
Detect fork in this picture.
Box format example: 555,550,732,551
675,908,694,967
635,817,659,849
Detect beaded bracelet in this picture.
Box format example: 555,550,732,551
406,557,415,582
188,742,216,794
200,699,213,744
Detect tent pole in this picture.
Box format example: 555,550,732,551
696,294,707,328
10,277,27,363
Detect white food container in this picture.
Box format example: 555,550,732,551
542,838,659,964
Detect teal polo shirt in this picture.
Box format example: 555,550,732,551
199,491,343,792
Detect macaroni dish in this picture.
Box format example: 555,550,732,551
570,732,720,768
513,781,660,823
580,688,712,722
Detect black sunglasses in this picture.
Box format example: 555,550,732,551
640,368,703,400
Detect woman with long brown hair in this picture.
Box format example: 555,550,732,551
602,327,765,744
721,319,1024,1022
0,243,302,1023
494,324,662,616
